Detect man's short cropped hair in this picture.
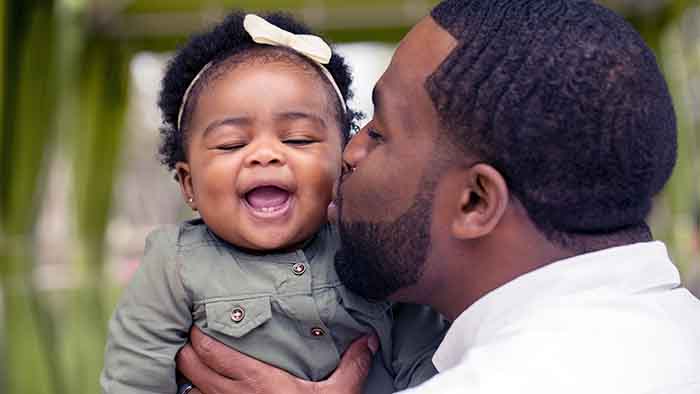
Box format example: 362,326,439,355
429,0,677,250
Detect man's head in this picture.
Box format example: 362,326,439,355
426,0,676,247
335,0,677,309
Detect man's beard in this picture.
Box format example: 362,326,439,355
334,176,436,301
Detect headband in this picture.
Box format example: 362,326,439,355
176,14,347,131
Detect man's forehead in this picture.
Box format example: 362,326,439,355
379,16,457,92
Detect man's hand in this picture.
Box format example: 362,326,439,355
176,327,378,394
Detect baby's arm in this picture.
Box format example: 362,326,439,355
101,228,192,394
389,304,450,391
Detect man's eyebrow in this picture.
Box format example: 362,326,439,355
371,86,382,110
202,117,252,138
274,111,327,128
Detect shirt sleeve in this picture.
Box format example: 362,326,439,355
100,228,192,394
389,303,450,391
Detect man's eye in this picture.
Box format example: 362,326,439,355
367,128,384,141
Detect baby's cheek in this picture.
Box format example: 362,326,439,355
312,164,339,200
200,159,235,190
301,153,340,194
323,148,343,184
296,172,335,228
322,138,343,177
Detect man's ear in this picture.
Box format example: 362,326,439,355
451,164,508,240
175,162,197,211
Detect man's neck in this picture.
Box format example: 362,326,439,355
423,206,654,321
425,203,575,321
433,237,574,321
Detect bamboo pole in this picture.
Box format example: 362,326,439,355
0,1,62,393
0,15,7,381
64,37,130,394
0,0,6,198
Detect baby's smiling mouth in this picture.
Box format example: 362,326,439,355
243,186,293,217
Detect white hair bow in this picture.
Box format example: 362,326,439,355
243,14,332,64
243,14,346,114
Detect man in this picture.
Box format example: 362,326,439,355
176,0,700,392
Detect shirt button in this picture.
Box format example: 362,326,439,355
292,263,307,276
310,327,326,337
230,307,245,323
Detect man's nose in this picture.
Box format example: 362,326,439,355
244,141,286,167
343,130,369,170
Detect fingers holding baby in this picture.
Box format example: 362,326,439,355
176,327,377,394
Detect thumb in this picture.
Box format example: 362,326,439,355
324,336,377,394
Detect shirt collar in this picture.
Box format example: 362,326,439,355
205,221,328,264
432,241,681,372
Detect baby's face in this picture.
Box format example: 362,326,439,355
177,60,343,251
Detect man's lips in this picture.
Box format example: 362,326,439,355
331,167,352,206
338,167,353,188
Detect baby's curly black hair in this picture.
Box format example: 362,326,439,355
429,0,677,251
158,11,361,171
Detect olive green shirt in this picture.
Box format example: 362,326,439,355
101,219,448,394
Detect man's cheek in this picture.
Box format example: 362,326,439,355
341,175,412,222
339,180,378,222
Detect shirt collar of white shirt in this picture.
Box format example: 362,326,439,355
431,241,681,372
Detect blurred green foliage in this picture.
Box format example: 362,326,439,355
1,1,60,393
0,1,698,393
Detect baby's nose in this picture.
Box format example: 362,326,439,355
245,145,286,167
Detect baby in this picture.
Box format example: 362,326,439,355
101,12,447,394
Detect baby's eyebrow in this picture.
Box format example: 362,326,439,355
274,111,327,129
202,116,252,138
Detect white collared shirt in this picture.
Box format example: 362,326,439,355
402,241,700,394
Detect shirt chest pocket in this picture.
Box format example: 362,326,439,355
204,297,272,338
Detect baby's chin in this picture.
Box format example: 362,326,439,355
230,224,320,253
204,202,329,253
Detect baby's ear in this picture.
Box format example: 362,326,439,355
175,162,197,211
